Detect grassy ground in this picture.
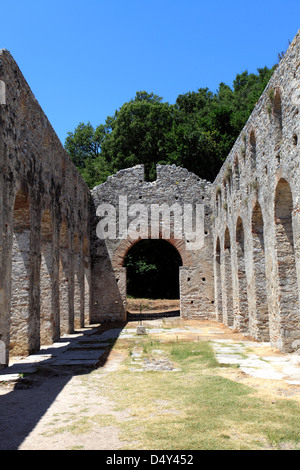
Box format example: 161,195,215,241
20,319,300,450
76,328,300,450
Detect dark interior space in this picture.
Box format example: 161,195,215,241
123,239,183,299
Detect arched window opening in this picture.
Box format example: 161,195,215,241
233,155,240,191
215,186,221,215
249,130,257,170
0,80,5,104
273,90,283,151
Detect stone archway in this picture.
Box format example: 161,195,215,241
112,237,193,270
274,178,300,351
90,165,214,323
123,239,183,312
109,236,196,321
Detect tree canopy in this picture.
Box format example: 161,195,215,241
64,66,276,188
64,64,277,300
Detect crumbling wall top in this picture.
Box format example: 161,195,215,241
91,164,212,208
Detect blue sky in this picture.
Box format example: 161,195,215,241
0,0,299,144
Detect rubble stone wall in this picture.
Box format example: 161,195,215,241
1,29,300,365
0,50,91,365
90,164,214,322
212,30,300,352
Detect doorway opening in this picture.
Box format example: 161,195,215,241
123,239,183,317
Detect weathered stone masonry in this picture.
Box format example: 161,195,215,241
0,50,91,365
90,164,214,322
1,29,300,366
213,30,300,352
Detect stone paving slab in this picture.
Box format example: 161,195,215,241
51,359,101,367
0,327,109,379
37,346,70,356
57,350,106,360
211,340,300,383
0,364,38,375
97,329,124,341
70,342,110,349
78,335,111,342
0,373,21,382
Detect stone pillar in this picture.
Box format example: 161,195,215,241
74,234,84,329
40,210,54,345
235,218,249,332
250,203,269,341
59,221,70,335
10,190,32,355
222,229,234,327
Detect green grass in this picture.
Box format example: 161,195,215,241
95,334,300,450
53,326,300,450
169,341,219,368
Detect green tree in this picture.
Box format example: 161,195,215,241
65,121,111,187
100,91,177,181
64,66,276,187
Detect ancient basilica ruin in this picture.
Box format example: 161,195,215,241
1,30,300,367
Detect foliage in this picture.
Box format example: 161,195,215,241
64,66,276,187
64,67,276,298
65,122,111,186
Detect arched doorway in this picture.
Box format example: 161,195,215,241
123,239,183,316
274,178,299,350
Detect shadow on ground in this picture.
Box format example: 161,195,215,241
127,310,180,321
0,322,127,450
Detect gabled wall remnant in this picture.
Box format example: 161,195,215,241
90,164,214,322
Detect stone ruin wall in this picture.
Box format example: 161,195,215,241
212,30,300,352
90,164,214,322
1,29,300,366
0,50,91,365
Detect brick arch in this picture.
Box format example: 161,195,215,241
112,237,193,269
